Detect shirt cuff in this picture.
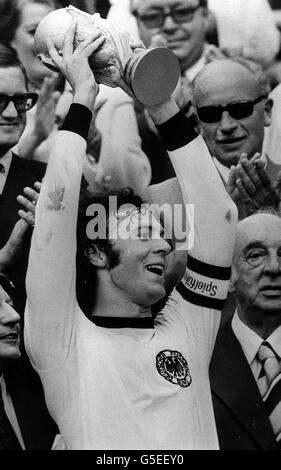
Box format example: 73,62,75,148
61,103,92,141
156,111,198,151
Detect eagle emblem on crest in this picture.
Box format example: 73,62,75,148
156,350,192,388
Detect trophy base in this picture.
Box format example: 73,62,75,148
131,48,180,106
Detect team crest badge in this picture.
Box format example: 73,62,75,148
156,350,192,388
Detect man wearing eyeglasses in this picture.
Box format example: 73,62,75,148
129,0,210,185
131,0,209,77
189,57,281,449
191,57,275,182
0,44,47,311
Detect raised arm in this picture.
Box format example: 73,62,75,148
148,99,237,272
25,23,105,370
148,99,238,359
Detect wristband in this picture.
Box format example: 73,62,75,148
176,255,231,310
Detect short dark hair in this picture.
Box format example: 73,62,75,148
191,56,270,106
0,42,28,88
78,187,145,262
76,188,145,315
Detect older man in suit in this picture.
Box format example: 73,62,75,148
210,211,281,449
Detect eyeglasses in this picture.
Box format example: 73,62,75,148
0,93,38,114
134,5,201,29
196,95,266,124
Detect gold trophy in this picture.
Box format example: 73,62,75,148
34,5,180,106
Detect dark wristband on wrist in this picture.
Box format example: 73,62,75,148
156,110,198,151
61,103,93,141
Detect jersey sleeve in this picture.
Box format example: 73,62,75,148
156,111,238,362
24,104,92,370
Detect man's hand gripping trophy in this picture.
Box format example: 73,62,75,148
34,5,180,106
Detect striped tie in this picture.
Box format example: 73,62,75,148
257,341,281,442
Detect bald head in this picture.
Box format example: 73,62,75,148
234,212,281,263
192,58,266,106
191,58,272,168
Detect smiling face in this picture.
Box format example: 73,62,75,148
0,286,20,369
193,60,272,167
133,0,208,73
232,214,281,325
12,1,54,88
0,66,27,154
107,206,171,307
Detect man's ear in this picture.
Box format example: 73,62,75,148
84,244,108,268
264,98,273,127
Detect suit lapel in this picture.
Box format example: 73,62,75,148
210,320,278,449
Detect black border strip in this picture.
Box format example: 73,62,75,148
176,282,226,311
90,316,155,329
187,256,231,281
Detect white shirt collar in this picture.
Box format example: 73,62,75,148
232,311,281,364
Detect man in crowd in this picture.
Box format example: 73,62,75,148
191,57,274,183
0,275,24,450
0,43,46,310
0,43,57,448
148,56,277,296
24,23,237,449
210,211,281,449
0,202,54,449
131,0,210,79
130,0,210,183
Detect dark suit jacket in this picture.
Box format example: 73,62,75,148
210,319,279,450
0,154,46,248
0,154,46,311
4,362,57,450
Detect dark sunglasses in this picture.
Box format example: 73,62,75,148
134,5,201,29
0,93,38,114
196,95,266,124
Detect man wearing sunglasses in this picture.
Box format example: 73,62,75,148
192,57,274,181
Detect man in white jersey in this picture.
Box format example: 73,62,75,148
24,22,237,449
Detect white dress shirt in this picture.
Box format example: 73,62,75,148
0,151,13,195
232,311,281,383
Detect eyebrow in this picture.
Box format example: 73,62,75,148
243,242,265,253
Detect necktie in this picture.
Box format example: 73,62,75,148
257,341,281,442
0,163,5,173
0,386,21,450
